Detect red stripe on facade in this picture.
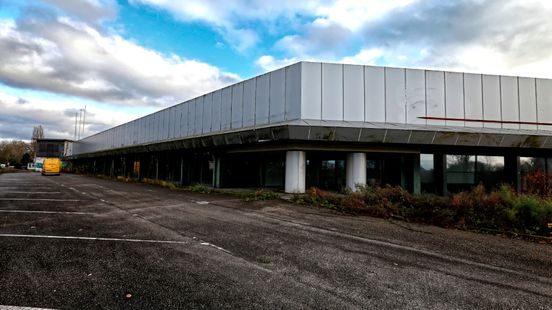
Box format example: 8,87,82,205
418,116,552,126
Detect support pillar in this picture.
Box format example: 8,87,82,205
346,152,367,191
213,156,221,188
504,155,520,193
434,153,447,196
412,153,421,194
285,151,306,193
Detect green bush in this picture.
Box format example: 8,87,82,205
294,184,552,237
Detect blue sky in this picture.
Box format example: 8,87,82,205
0,0,551,141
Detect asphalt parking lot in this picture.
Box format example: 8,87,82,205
0,172,551,309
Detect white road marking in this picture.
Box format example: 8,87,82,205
0,210,96,215
0,198,80,202
0,233,190,245
0,305,56,310
200,242,231,253
0,192,61,194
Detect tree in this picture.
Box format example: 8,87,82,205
0,140,30,164
31,125,44,157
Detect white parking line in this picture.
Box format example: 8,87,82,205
0,305,56,310
0,233,190,245
0,192,62,194
0,198,80,202
0,210,96,215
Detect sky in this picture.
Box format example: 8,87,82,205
0,0,551,141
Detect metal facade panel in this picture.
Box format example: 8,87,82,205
519,77,537,130
221,87,232,130
255,74,270,125
162,109,169,140
322,63,343,121
482,75,501,128
231,83,244,128
169,106,176,139
188,99,196,136
500,76,519,130
426,70,445,125
405,69,426,125
243,78,256,127
203,93,213,134
153,113,160,141
364,66,385,122
385,67,406,124
180,102,188,138
445,72,464,127
285,63,301,121
343,64,364,122
464,73,483,128
195,97,203,135
269,68,285,123
536,78,552,131
301,62,322,120
211,90,222,132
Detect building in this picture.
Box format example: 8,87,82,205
35,138,72,172
69,62,552,194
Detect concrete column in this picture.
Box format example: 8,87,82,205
504,155,520,192
346,152,367,191
434,153,447,196
285,151,306,193
213,156,221,188
412,153,421,194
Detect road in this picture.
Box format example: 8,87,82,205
0,172,551,309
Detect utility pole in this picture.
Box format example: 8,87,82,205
74,111,78,140
82,105,86,139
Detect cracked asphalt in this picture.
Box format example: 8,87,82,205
0,171,551,309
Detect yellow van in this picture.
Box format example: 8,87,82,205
42,158,61,176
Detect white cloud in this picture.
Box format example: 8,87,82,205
0,15,239,107
0,90,144,141
255,55,299,71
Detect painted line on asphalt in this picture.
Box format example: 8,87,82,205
0,198,81,202
0,233,190,245
0,210,96,215
200,242,231,254
0,192,62,194
0,305,56,310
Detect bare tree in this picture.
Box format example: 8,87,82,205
31,125,44,157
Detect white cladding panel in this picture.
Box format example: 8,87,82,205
211,90,221,132
180,102,188,137
162,109,169,140
464,73,483,128
221,87,232,130
187,99,196,136
537,78,552,131
385,67,406,124
519,77,537,130
203,93,213,134
256,74,270,125
195,96,203,134
270,68,286,123
426,71,445,125
243,79,256,127
154,112,161,141
231,83,243,129
500,76,519,130
322,63,343,121
364,66,385,123
171,106,178,138
343,64,364,122
482,75,501,128
406,69,426,125
445,72,464,127
285,63,301,121
301,62,322,120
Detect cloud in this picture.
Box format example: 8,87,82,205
39,0,119,24
255,55,298,72
0,91,143,141
0,7,240,107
